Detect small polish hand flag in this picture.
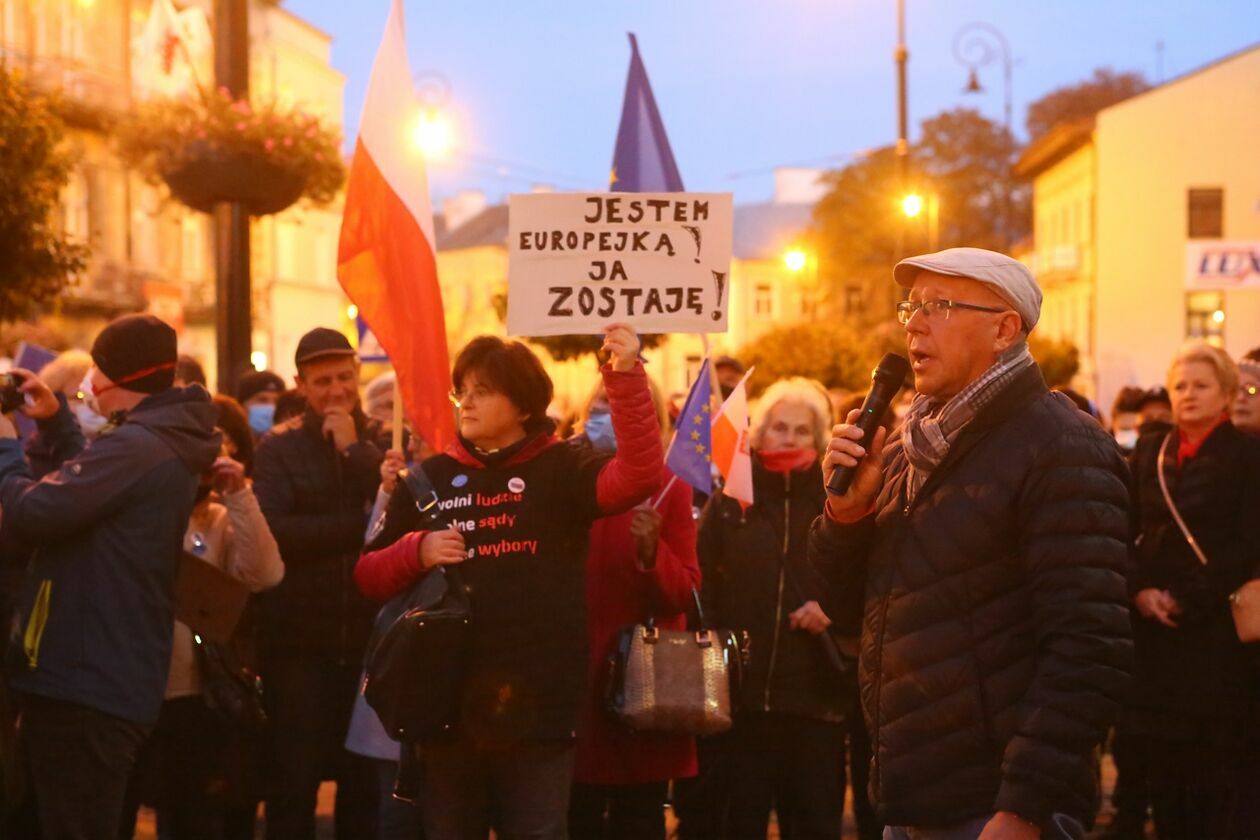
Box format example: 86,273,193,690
711,368,754,508
337,0,455,453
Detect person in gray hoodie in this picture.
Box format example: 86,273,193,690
0,314,220,840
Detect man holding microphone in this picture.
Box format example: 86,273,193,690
810,249,1133,840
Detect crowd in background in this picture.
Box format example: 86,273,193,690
0,305,1256,840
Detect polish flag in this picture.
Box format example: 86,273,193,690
337,0,455,452
711,368,754,508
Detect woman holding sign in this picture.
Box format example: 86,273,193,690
355,324,663,840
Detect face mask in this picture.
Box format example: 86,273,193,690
78,371,103,418
584,412,616,452
1114,429,1138,451
71,400,109,436
248,403,276,435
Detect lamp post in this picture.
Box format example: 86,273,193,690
953,21,1013,248
894,0,910,192
901,191,939,252
213,0,251,397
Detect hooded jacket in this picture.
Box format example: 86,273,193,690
0,387,220,725
355,363,662,742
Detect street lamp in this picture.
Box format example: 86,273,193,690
411,108,455,161
953,21,1013,248
783,248,808,273
900,192,939,252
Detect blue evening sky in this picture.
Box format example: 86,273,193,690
284,0,1258,206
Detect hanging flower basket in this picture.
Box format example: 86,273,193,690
117,87,345,217
162,143,306,215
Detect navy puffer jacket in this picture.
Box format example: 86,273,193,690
810,364,1132,831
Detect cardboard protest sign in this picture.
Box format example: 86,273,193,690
507,192,733,337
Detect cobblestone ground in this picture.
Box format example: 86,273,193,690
134,755,1140,839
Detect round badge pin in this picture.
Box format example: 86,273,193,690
452,474,468,488
508,477,526,494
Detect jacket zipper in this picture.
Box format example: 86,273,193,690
763,472,790,711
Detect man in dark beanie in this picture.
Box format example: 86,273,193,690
0,313,220,838
252,326,382,837
236,369,286,439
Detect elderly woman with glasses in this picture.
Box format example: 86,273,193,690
354,325,663,840
1233,353,1260,437
1125,340,1260,840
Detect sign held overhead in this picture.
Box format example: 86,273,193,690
507,192,733,337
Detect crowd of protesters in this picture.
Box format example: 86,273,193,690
0,246,1257,840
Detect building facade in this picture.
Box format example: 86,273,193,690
2,0,348,387
1018,44,1260,412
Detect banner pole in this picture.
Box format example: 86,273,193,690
391,375,404,452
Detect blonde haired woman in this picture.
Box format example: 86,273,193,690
696,377,865,840
1125,340,1260,839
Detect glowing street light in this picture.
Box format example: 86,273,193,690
783,249,809,273
346,303,359,320
250,351,268,371
901,193,925,218
411,108,454,161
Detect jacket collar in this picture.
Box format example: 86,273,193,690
908,362,1048,506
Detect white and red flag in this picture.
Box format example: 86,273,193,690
337,0,456,452
711,368,754,508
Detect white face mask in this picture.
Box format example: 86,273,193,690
1113,428,1138,451
72,400,109,436
78,370,104,419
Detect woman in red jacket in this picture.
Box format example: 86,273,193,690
568,378,700,840
355,324,662,840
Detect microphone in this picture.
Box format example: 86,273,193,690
826,352,910,497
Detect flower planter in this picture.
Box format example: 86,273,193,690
162,144,305,216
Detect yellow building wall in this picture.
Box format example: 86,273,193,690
1095,46,1260,409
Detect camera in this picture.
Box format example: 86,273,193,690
0,372,27,414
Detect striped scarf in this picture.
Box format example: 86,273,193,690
897,342,1035,503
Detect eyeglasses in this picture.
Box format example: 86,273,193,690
448,384,496,409
896,298,1009,325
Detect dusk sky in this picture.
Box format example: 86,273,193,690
284,0,1258,206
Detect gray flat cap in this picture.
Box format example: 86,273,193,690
894,247,1042,332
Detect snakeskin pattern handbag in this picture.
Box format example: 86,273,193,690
605,589,748,736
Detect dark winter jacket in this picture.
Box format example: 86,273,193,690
809,364,1132,831
1126,421,1260,739
252,405,383,660
700,456,855,723
355,363,662,743
0,387,220,724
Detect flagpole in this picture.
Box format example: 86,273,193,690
650,474,678,511
391,376,404,452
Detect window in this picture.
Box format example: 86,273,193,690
754,284,773,317
1187,188,1223,238
1186,291,1225,347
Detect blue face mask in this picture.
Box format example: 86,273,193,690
584,411,616,452
248,403,276,435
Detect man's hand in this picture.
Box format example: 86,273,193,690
977,811,1040,840
602,323,642,373
13,369,59,421
212,456,247,495
419,527,467,570
380,449,406,494
322,410,358,453
788,600,832,635
629,507,663,570
1134,587,1181,628
823,409,888,523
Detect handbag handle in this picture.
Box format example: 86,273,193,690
1156,432,1209,566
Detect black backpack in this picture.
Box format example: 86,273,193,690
362,466,471,741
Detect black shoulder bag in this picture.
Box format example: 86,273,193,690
362,465,472,742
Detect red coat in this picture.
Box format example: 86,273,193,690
573,469,700,785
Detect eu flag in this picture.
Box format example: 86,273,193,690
610,33,684,193
666,359,713,495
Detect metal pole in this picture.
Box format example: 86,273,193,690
953,22,1012,249
895,0,909,262
213,0,250,397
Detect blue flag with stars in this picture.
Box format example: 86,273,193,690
666,359,713,494
609,33,684,192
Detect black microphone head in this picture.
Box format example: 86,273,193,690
871,353,911,387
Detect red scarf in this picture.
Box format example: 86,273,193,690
1176,413,1229,466
758,447,818,475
